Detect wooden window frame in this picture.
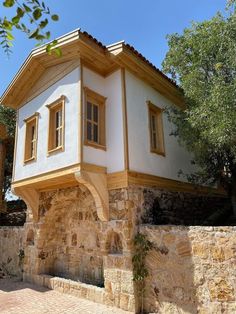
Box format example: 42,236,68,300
147,101,165,156
84,87,106,151
46,95,65,155
24,112,39,164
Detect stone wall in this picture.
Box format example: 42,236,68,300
141,188,227,225
23,185,136,312
19,184,232,313
0,227,24,278
140,225,236,314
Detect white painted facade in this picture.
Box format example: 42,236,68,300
14,67,80,181
125,70,195,182
83,67,125,172
14,63,195,184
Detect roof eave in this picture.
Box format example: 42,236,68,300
108,43,185,109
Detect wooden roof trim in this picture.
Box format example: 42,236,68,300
1,29,185,109
1,29,82,106
107,42,185,109
107,41,180,90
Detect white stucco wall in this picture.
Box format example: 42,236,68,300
83,68,124,172
125,70,195,182
14,67,80,181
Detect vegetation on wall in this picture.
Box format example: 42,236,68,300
132,232,153,314
162,2,236,215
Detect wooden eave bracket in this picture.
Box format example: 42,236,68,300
74,170,109,221
12,186,39,223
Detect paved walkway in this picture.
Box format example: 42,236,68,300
0,279,133,314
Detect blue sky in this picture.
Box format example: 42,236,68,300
0,0,227,96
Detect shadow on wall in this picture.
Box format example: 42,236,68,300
141,189,230,226
0,200,26,227
0,278,50,293
141,225,198,314
140,225,236,314
33,187,105,288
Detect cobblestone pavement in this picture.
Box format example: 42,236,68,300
0,279,133,314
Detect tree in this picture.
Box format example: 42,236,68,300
0,106,15,199
162,4,236,213
0,0,59,55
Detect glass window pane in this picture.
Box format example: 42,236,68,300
31,125,35,141
55,129,62,147
87,102,92,120
151,114,156,131
87,121,92,141
153,132,157,149
94,124,98,143
56,109,62,128
55,129,59,147
30,142,34,157
93,105,98,123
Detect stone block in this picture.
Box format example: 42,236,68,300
208,278,235,301
116,200,125,211
104,291,114,306
192,243,208,259
80,285,88,299
121,271,134,294
176,241,192,257
125,200,134,210
119,293,129,310
63,281,70,294
224,247,235,260
128,295,136,312
162,233,176,245
86,287,95,302
93,288,104,304
211,247,225,262
43,274,53,288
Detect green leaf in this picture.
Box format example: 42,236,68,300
29,28,39,39
23,4,32,12
45,31,51,39
51,14,59,21
12,16,20,24
39,18,48,29
6,31,14,41
35,34,45,40
17,7,25,18
2,19,13,31
46,44,51,53
33,8,42,20
3,0,15,8
54,47,62,57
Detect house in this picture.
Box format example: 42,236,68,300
0,29,225,312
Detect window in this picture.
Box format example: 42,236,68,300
47,95,65,154
24,113,39,163
147,101,165,156
84,87,106,150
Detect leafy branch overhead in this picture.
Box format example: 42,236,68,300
0,0,60,55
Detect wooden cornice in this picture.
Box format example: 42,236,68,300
0,29,116,109
12,162,226,197
1,29,185,110
108,43,185,109
107,170,227,196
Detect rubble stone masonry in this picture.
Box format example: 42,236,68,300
140,225,236,314
0,227,24,278
0,184,234,313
